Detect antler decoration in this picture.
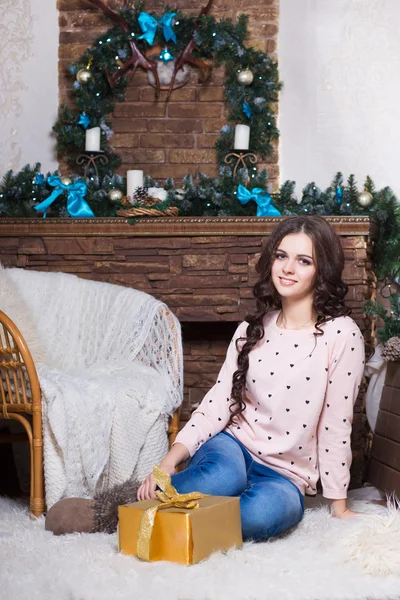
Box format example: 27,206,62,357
85,0,161,98
166,0,214,100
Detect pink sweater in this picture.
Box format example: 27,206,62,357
175,310,365,499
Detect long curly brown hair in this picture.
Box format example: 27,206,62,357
229,215,351,423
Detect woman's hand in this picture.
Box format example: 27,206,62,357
137,461,176,501
136,443,189,501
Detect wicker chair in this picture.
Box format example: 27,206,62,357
0,309,181,518
0,309,44,517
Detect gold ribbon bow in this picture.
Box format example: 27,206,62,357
136,465,207,561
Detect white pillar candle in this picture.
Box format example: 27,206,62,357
234,124,250,150
85,127,101,152
127,170,144,198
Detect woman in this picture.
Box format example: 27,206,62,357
137,215,365,540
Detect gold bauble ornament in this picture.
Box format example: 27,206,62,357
356,190,374,208
76,69,92,84
237,69,254,86
61,176,72,186
108,188,123,204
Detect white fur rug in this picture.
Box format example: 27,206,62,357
1,493,400,600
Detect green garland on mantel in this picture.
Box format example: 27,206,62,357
0,2,399,281
1,165,399,280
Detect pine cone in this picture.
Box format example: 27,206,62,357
133,186,149,205
381,336,400,361
121,195,133,207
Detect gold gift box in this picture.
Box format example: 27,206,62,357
118,496,242,565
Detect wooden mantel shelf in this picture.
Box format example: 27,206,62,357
0,215,376,324
0,216,376,237
0,215,376,327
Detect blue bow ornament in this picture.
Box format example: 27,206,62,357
237,184,281,217
33,176,95,219
138,12,177,46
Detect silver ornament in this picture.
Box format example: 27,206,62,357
237,69,254,86
61,176,72,186
76,69,92,84
357,190,373,208
108,188,123,204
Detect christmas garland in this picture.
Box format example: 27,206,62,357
54,1,280,184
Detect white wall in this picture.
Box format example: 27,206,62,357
0,0,58,174
279,0,400,196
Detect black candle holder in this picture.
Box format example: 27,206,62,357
224,150,258,185
76,152,109,179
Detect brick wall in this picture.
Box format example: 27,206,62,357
57,0,280,186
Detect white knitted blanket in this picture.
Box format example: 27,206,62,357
1,267,183,508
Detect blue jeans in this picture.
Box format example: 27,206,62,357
171,431,304,541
